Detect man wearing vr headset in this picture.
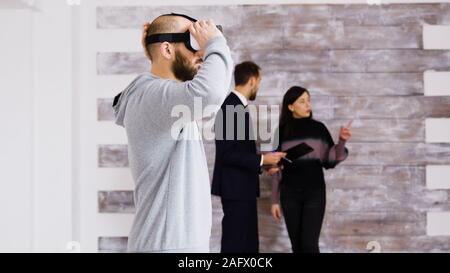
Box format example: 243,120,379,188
113,13,233,253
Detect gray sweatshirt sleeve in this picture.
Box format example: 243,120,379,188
153,36,234,123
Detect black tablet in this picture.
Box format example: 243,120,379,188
283,142,314,163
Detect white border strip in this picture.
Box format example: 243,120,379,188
424,71,450,96
424,25,450,50
426,165,450,189
427,211,450,236
425,118,450,143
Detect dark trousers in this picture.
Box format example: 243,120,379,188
280,185,326,253
220,198,259,253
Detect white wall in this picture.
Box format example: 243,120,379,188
0,0,73,252
30,0,73,252
0,9,33,252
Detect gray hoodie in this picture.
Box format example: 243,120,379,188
113,36,233,252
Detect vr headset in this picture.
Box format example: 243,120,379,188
145,13,223,53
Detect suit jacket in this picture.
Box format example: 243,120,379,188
211,92,261,200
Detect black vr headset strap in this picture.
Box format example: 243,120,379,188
146,33,188,45
145,32,196,52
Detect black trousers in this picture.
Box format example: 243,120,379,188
220,198,259,253
280,185,326,253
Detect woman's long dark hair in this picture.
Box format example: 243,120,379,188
279,86,312,139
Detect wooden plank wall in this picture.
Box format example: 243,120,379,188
95,4,450,252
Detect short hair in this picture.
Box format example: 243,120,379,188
234,61,261,86
146,15,181,61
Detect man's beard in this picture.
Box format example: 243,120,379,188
249,86,258,101
171,49,198,82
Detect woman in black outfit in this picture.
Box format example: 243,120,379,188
270,86,352,253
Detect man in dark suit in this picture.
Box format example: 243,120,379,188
212,61,286,253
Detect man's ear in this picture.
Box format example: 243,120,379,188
248,76,256,87
159,42,174,60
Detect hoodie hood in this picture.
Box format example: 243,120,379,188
113,74,152,127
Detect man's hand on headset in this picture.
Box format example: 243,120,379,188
188,19,222,51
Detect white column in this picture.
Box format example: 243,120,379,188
423,22,450,238
31,0,74,252
0,9,33,252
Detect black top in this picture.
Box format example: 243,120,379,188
271,118,348,202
